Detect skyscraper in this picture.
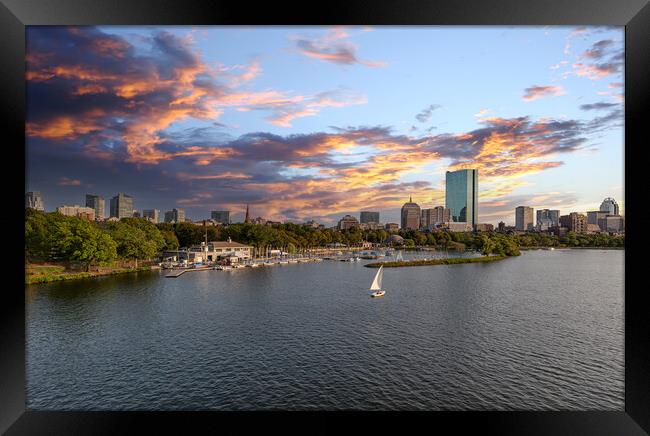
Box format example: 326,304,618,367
109,193,134,219
143,209,160,223
536,209,559,230
445,169,478,227
85,194,105,220
401,197,421,230
360,211,380,224
164,208,185,223
515,206,534,231
211,210,230,224
599,197,620,215
25,191,44,211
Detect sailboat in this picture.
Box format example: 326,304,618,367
370,265,385,298
395,251,404,262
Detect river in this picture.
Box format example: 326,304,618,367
26,249,624,410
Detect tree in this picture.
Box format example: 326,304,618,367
108,221,158,267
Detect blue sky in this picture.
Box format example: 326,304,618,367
26,25,624,225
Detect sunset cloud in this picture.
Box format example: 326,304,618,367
292,27,386,68
57,177,82,186
415,104,441,123
522,85,565,101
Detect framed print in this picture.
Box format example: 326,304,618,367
2,0,649,434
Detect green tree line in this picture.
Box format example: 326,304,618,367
26,209,624,269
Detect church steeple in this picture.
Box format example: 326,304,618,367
244,204,251,223
409,196,412,203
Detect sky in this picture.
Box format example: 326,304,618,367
25,25,624,225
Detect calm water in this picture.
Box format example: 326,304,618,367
26,249,624,410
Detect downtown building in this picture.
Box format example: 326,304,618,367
25,191,45,211
515,206,534,231
85,194,105,220
385,223,400,232
421,206,451,230
109,193,134,219
338,214,360,230
599,197,619,215
211,210,230,224
164,208,186,224
56,204,95,220
401,197,421,230
143,209,160,223
445,169,478,228
536,209,559,231
360,211,380,224
559,212,587,234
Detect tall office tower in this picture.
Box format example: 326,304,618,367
515,206,534,231
599,197,619,215
143,209,160,223
211,210,230,224
164,208,185,223
445,169,478,227
536,209,560,230
360,211,380,224
25,191,45,211
109,193,134,219
401,197,421,230
85,194,105,220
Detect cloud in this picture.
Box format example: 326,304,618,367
57,177,82,186
580,101,618,111
522,85,565,101
571,38,623,80
292,27,386,68
415,104,441,123
26,26,368,166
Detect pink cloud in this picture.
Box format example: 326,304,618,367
522,85,566,102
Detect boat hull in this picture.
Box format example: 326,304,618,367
370,291,385,298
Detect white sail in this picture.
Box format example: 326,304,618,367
396,251,403,262
370,266,383,291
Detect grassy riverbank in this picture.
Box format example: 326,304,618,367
26,264,157,284
365,255,508,268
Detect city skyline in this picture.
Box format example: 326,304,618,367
26,26,624,225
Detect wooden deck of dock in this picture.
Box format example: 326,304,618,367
165,270,186,278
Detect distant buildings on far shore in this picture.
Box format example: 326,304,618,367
510,197,624,235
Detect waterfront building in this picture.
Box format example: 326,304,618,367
338,214,360,230
143,209,160,223
586,224,602,233
25,191,45,211
360,211,380,224
253,217,266,225
109,193,134,219
164,208,185,223
559,212,587,234
515,206,534,231
497,221,506,232
162,240,253,264
536,209,560,231
132,210,141,218
599,197,619,215
385,223,400,232
445,169,478,227
605,215,625,233
85,195,105,220
475,223,494,232
56,204,95,220
211,210,230,224
401,197,421,230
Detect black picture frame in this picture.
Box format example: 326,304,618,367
2,0,649,434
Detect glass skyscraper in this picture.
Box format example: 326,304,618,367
445,169,478,227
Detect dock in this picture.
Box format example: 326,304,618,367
165,270,186,278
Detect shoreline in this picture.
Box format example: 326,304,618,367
364,256,508,268
26,265,158,285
